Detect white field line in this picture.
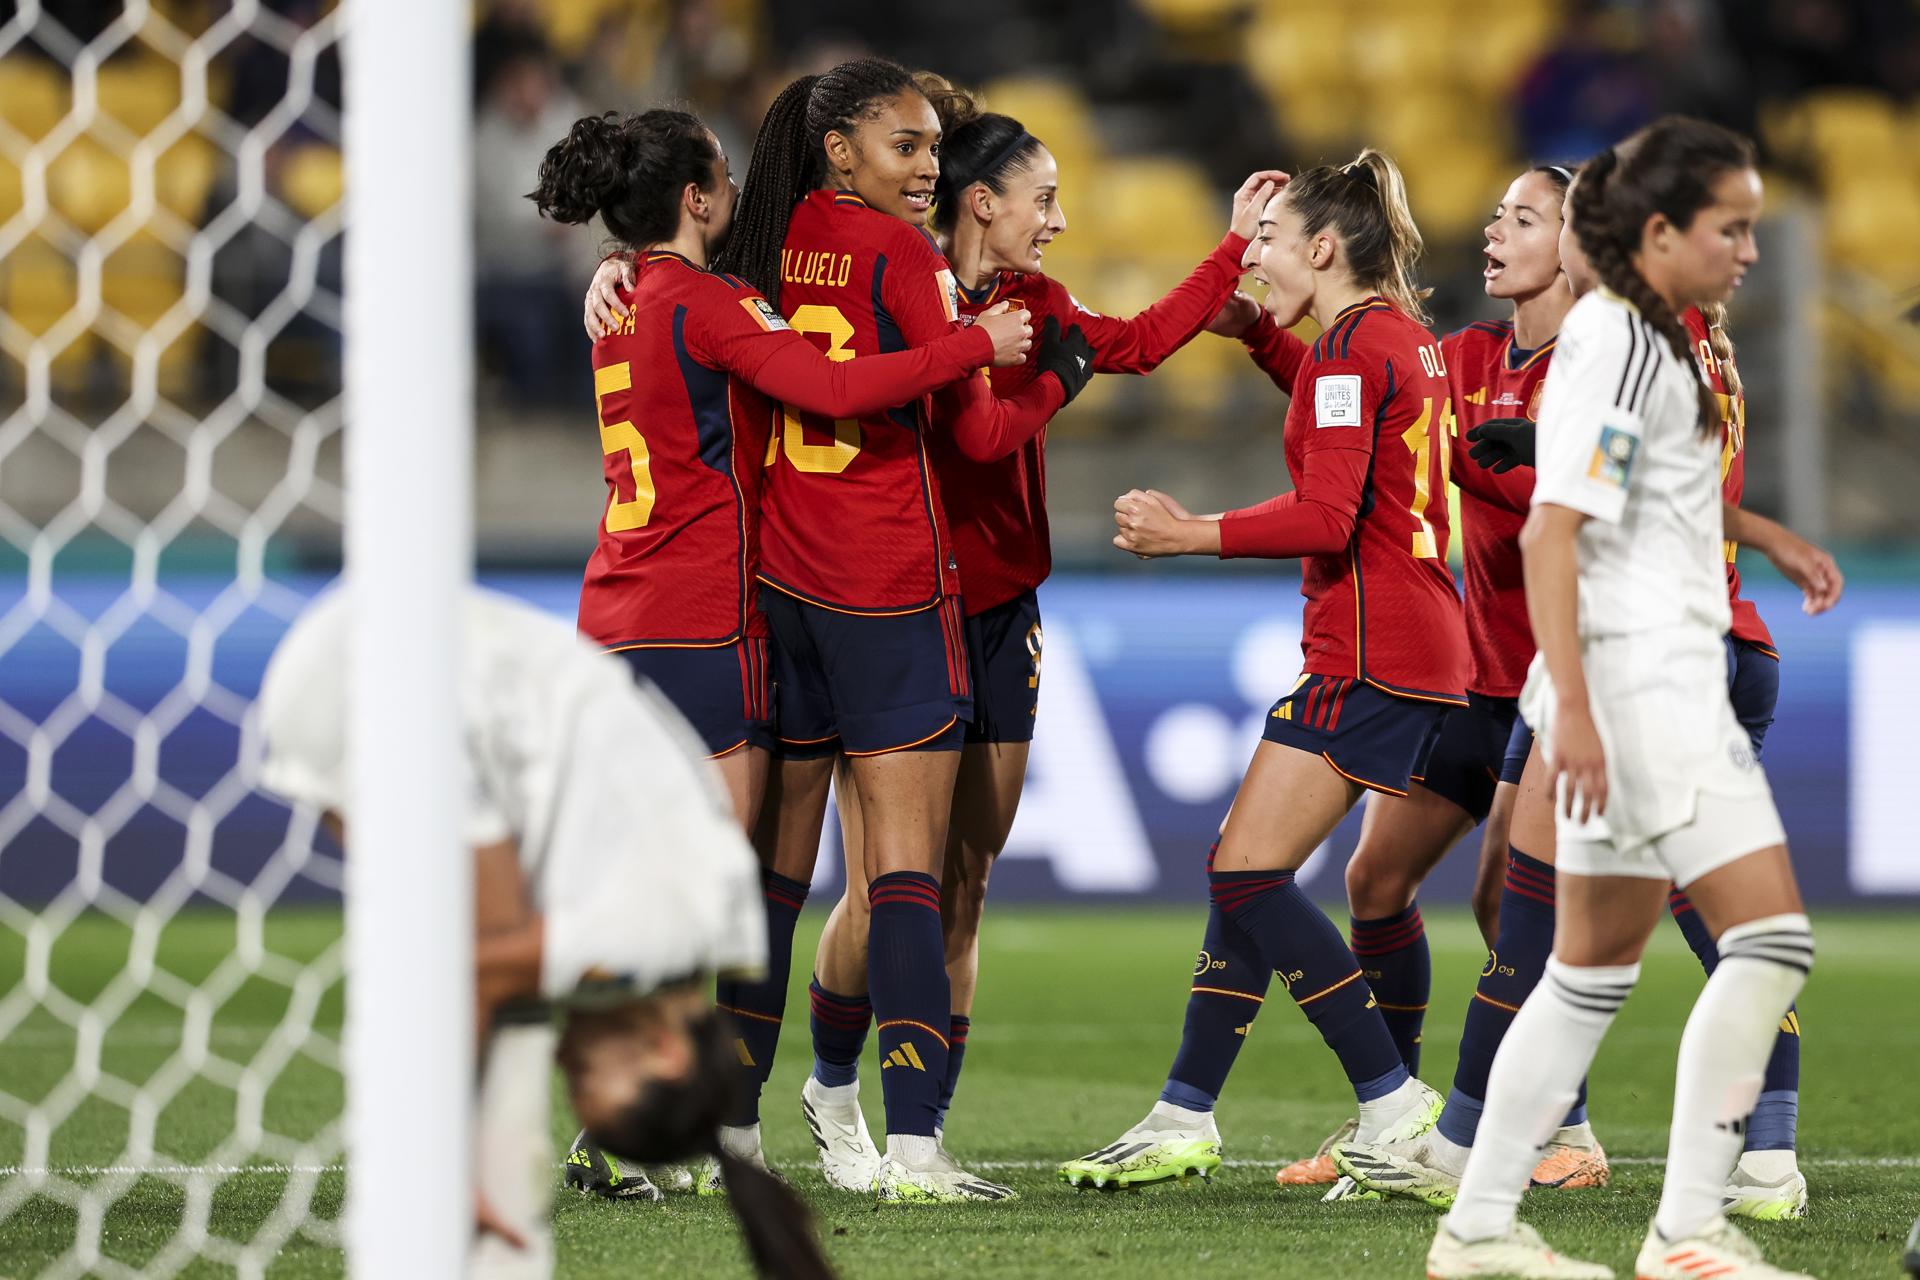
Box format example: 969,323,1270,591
2,1157,1916,1178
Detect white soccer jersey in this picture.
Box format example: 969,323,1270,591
1529,288,1732,640
256,586,766,1002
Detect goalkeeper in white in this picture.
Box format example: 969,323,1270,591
1427,118,1817,1280
258,586,830,1280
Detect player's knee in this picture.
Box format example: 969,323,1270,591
1718,913,1814,988
1344,852,1416,919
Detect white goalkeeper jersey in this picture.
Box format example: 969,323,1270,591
256,586,766,1002
1528,288,1732,641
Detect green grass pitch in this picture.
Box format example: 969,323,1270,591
2,905,1916,1277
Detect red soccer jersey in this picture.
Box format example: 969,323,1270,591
1442,319,1553,698
579,249,996,648
1685,306,1774,652
937,232,1252,613
757,191,1059,613
1219,298,1469,702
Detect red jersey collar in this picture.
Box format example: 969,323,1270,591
827,188,869,208
1331,295,1392,323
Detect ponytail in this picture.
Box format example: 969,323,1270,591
1569,118,1756,436
1699,300,1743,404
528,109,717,250
715,1147,836,1280
1283,148,1432,324
711,75,820,305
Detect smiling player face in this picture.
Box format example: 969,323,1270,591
833,90,942,226
1244,190,1316,328
1482,170,1564,302
979,145,1067,275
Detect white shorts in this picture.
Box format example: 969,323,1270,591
1557,784,1787,886
1524,630,1786,887
469,1020,558,1280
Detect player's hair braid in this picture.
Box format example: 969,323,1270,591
918,75,1044,237
1700,300,1744,403
1283,148,1432,323
712,58,923,306
1569,117,1756,437
527,109,717,250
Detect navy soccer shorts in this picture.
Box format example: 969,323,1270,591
1261,674,1455,796
614,637,772,758
963,590,1043,745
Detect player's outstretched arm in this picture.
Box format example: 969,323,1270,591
1723,503,1844,615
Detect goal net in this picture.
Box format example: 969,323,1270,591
0,2,458,1274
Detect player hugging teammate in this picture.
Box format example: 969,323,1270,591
525,55,1846,1275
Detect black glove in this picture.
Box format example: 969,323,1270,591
1465,417,1536,473
1033,314,1096,405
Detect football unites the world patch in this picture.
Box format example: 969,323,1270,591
1586,424,1640,488
740,296,790,331
1314,374,1362,428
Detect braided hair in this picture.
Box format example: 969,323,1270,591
711,58,923,306
916,74,1044,237
1280,148,1431,323
586,1010,834,1280
527,109,718,249
1568,117,1756,436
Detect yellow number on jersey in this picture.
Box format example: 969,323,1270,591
595,362,654,532
1401,397,1449,560
770,304,863,475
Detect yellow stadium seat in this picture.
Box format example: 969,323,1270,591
1401,138,1510,242
1792,90,1903,183
48,134,131,233
536,0,655,61
1828,174,1920,276
0,153,21,226
96,56,182,139
1,235,95,380
977,77,1102,177
0,57,69,143
154,132,219,222
279,144,343,220
99,231,200,394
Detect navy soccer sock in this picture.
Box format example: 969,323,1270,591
1440,847,1584,1148
867,870,951,1137
935,1014,969,1132
1669,887,1801,1152
1163,886,1272,1112
715,869,810,1125
1210,867,1405,1101
808,979,871,1089
1350,903,1431,1076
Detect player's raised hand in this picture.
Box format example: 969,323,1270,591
1466,418,1536,472
1547,699,1608,823
584,255,636,338
1113,488,1192,558
1230,170,1291,241
1207,291,1262,339
975,301,1033,368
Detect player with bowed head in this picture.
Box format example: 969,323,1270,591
255,587,833,1280
529,105,1033,1189
1058,150,1466,1194
1424,117,1822,1280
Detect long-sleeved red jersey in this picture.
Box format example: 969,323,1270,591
935,232,1253,614
757,190,1061,614
578,248,995,648
1219,297,1469,703
1442,318,1551,698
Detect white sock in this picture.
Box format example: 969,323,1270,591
1145,1100,1213,1131
887,1133,940,1167
809,1077,860,1108
1655,914,1812,1241
718,1123,761,1162
1421,1126,1471,1177
1356,1076,1424,1142
1444,957,1638,1242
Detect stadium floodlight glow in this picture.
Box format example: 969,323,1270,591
343,0,474,1275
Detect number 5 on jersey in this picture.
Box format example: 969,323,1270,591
595,362,653,532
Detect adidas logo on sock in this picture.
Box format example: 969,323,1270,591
882,1043,927,1071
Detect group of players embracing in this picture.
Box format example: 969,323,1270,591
532,53,1845,1280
